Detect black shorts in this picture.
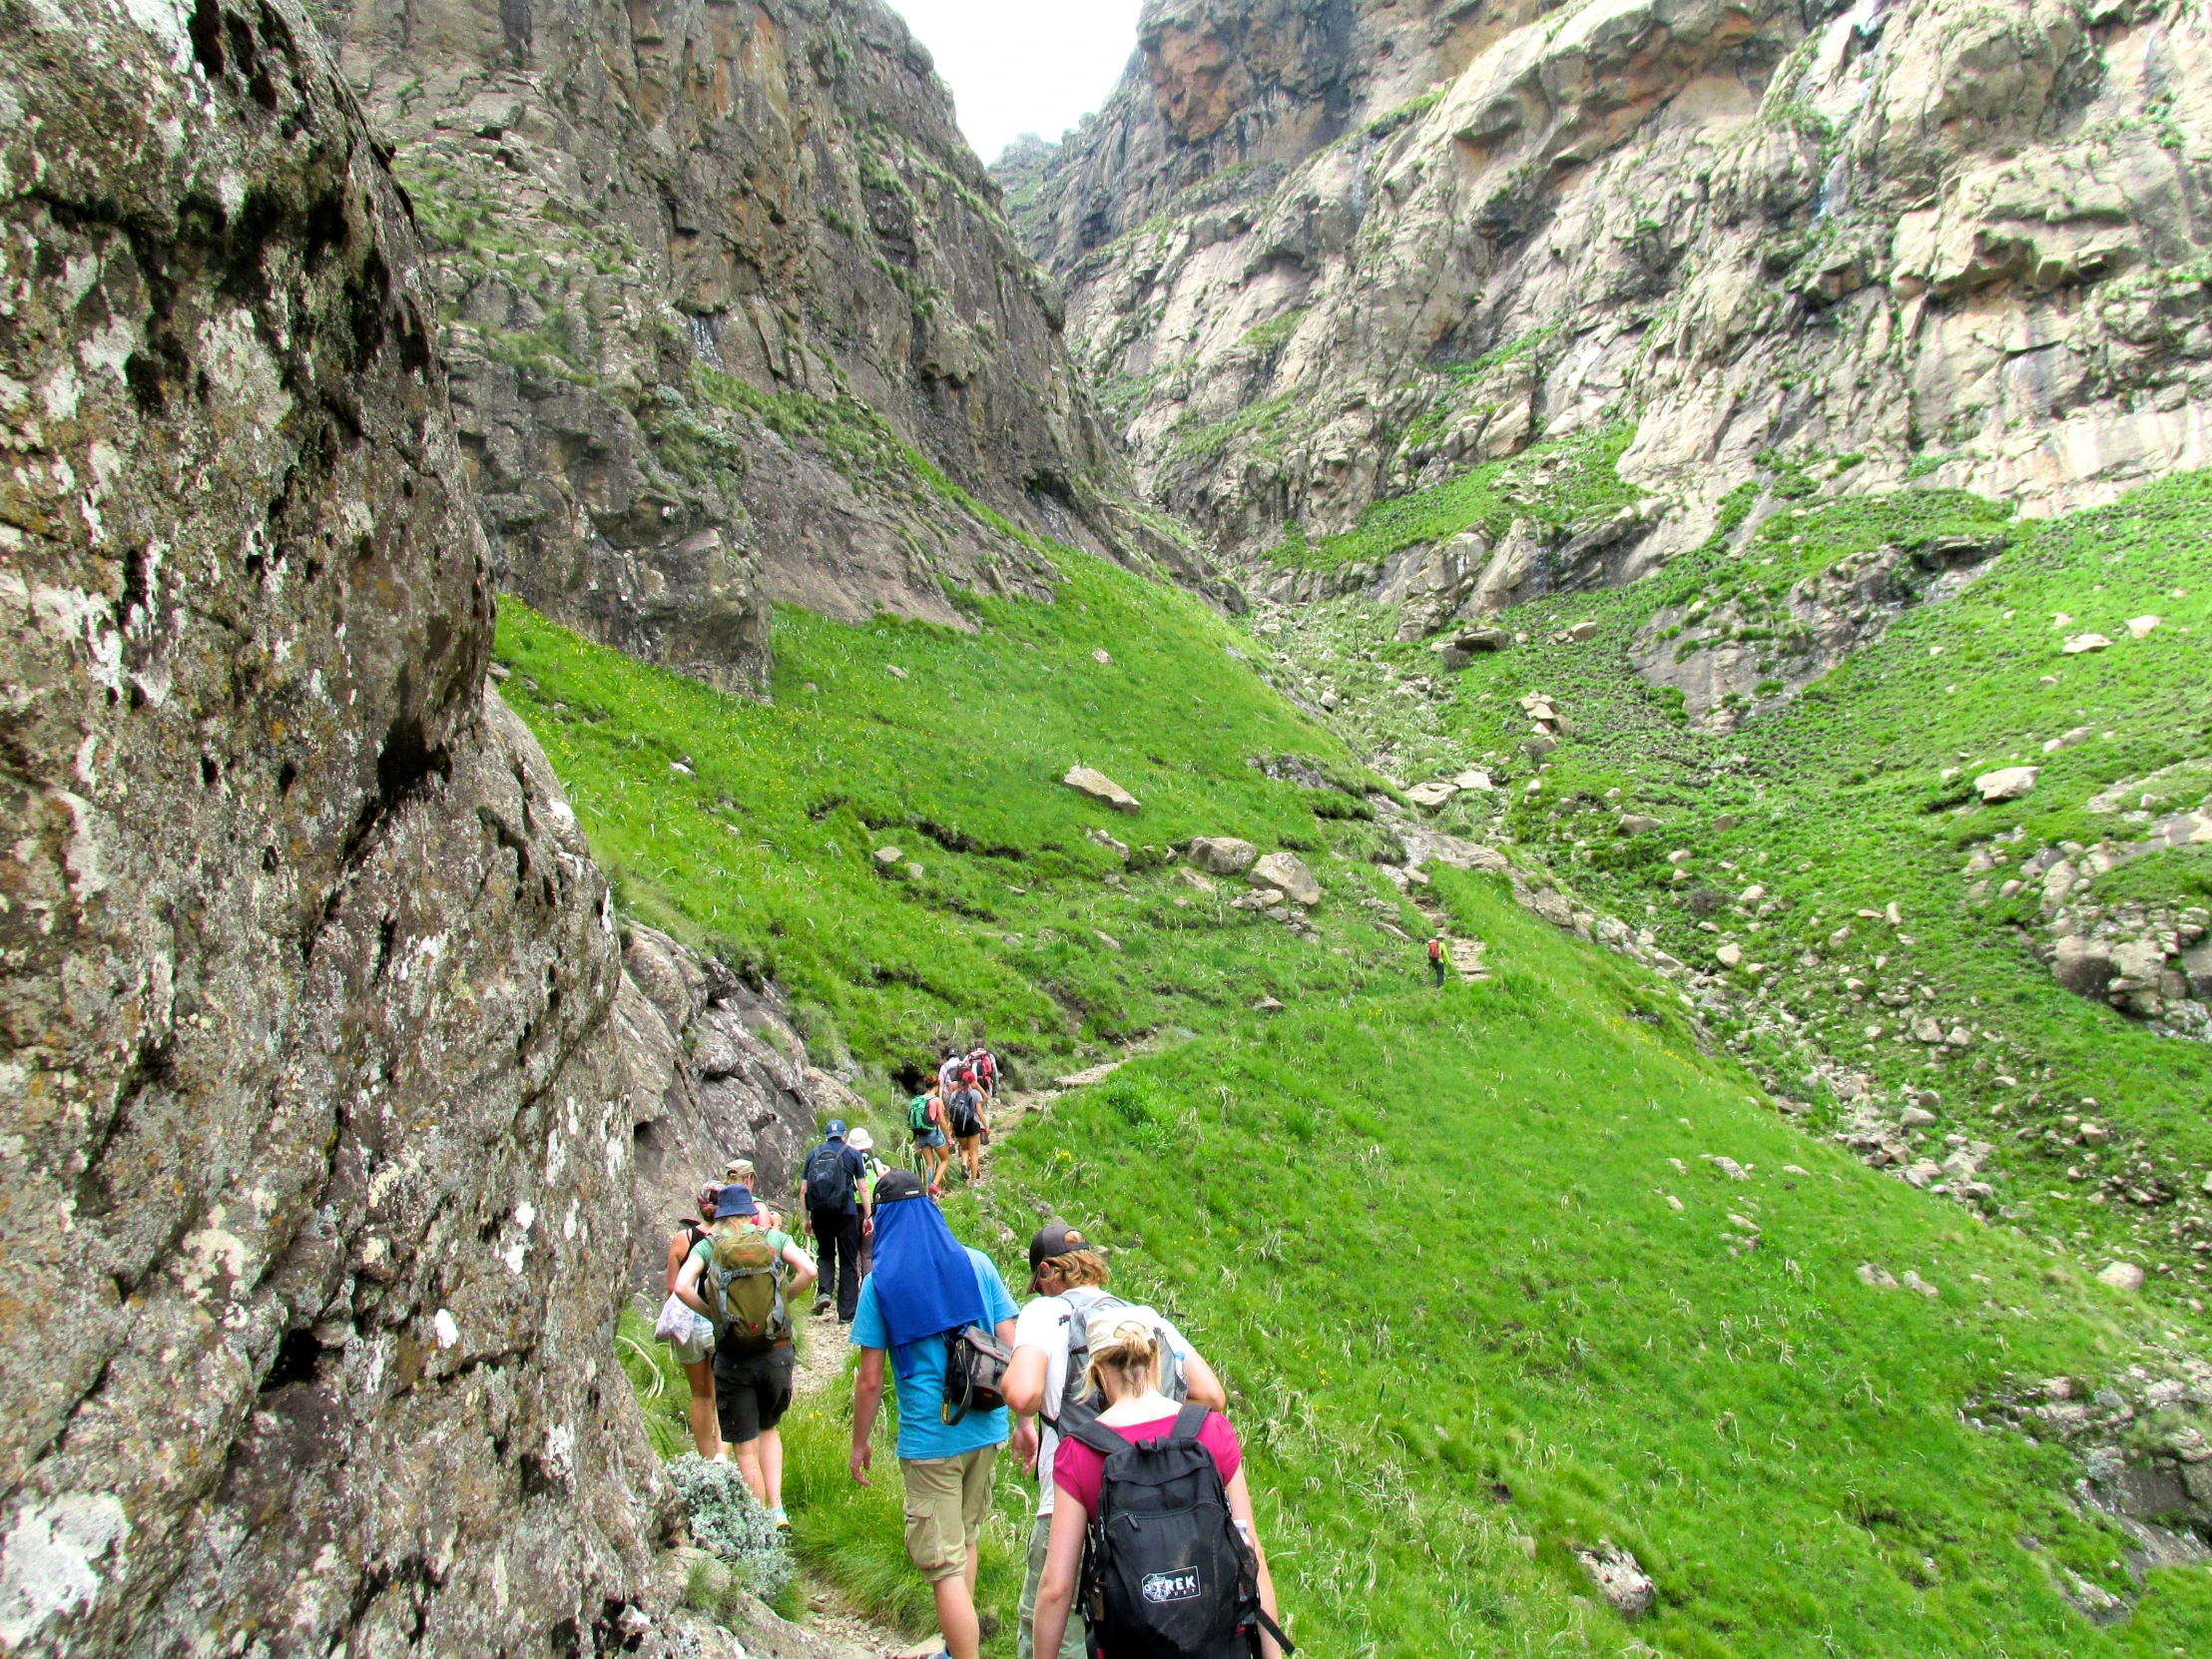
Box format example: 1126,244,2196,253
713,1344,796,1445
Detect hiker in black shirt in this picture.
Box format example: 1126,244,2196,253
802,1120,872,1323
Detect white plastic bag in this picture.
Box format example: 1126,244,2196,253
654,1294,702,1345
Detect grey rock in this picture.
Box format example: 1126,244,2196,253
622,930,823,1290
2099,1261,2148,1292
1065,766,1143,814
1188,835,1261,874
1250,852,1322,906
1975,767,2041,804
1574,1540,1656,1620
0,6,670,1650
2053,935,2118,999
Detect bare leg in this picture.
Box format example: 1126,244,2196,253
683,1360,722,1460
933,1566,982,1659
734,1437,768,1506
759,1427,785,1510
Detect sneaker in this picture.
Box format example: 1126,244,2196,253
767,1506,791,1532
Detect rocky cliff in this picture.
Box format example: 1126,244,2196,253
0,3,680,1651
314,0,1191,691
1007,0,2212,593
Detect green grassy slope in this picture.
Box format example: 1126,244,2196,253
1251,467,2212,1314
507,538,2209,1655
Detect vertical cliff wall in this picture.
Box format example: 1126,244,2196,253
311,0,1212,688
1009,0,2212,578
0,3,674,1651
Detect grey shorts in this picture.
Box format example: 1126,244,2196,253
914,1127,947,1151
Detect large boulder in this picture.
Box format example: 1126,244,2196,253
1250,852,1323,906
1188,835,1260,874
0,5,669,1653
2052,935,2119,998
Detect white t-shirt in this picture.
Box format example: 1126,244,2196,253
1013,1293,1199,1516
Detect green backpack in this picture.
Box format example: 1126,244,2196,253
703,1222,792,1353
908,1094,936,1133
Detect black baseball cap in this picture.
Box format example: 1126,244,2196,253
1027,1220,1095,1288
874,1169,927,1206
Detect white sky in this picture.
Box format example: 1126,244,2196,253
885,0,1144,164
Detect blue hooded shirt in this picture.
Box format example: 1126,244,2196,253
850,1199,1017,1459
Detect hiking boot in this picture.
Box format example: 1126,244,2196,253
767,1505,791,1532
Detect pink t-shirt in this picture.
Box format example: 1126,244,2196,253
1052,1410,1244,1517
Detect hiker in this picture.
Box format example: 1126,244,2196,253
968,1045,998,1106
849,1127,892,1279
658,1181,727,1460
726,1158,784,1233
848,1172,1028,1659
909,1084,952,1195
938,1045,966,1102
1004,1222,1226,1659
1029,1317,1289,1659
946,1071,988,1185
1427,932,1447,987
675,1185,817,1526
803,1120,872,1323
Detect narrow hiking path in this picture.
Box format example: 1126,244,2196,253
783,1323,932,1659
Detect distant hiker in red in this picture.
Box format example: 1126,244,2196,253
1428,933,1447,987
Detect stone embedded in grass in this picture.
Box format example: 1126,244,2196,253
887,664,909,679
2098,1261,2146,1292
1405,780,1457,809
1620,814,1662,835
1567,621,1602,642
1973,766,2039,803
1251,851,1322,905
1087,828,1132,860
1187,835,1258,873
2042,726,2095,754
1176,865,1216,892
1065,765,1141,814
1093,930,1123,951
872,845,904,871
2127,616,2161,639
2061,634,2111,655
1717,942,1743,968
1452,769,1493,791
1253,995,1286,1012
1093,648,1113,665
1574,1540,1656,1620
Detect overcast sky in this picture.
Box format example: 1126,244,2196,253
886,0,1144,164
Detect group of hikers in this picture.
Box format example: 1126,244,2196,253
654,1042,1293,1659
907,1044,998,1193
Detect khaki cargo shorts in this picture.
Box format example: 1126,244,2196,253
899,1444,1000,1583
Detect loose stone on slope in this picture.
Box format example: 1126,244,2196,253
1064,765,1142,814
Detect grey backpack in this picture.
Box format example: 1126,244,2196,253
1044,1288,1186,1432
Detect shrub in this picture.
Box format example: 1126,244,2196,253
668,1454,797,1603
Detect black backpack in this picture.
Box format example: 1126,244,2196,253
804,1142,851,1212
1071,1405,1293,1659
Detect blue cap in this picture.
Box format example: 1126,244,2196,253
714,1186,760,1220
826,1120,848,1138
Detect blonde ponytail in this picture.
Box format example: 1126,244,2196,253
1084,1318,1163,1400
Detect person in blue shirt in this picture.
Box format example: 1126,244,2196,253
849,1171,1030,1659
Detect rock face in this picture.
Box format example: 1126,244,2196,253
617,929,828,1291
316,0,1185,694
0,3,678,1653
1631,530,2002,728
1004,0,2212,573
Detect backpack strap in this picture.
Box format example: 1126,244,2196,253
1169,1401,1210,1444
1064,1418,1129,1461
1253,1608,1296,1656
